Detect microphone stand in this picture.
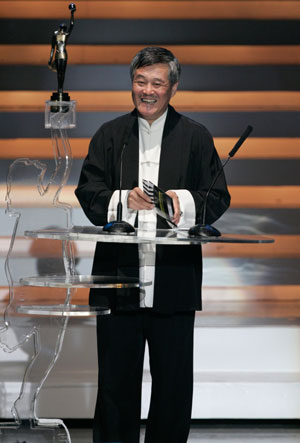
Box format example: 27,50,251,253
189,125,253,238
103,125,136,234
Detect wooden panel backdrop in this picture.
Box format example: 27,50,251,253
0,0,300,319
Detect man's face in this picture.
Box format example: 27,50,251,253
132,63,178,125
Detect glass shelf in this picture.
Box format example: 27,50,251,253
17,275,150,317
17,305,111,317
25,226,274,245
19,274,142,289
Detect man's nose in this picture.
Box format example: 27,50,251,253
143,83,153,95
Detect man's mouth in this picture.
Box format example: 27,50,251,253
141,98,157,104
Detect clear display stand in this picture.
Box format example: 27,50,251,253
0,101,141,442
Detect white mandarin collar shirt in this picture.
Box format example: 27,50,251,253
108,108,196,307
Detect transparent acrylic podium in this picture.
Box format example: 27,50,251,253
0,101,141,442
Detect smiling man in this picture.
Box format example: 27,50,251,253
75,47,230,443
131,63,178,124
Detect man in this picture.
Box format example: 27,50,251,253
75,47,230,443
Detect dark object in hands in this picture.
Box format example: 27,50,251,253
143,179,175,226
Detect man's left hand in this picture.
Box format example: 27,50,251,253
166,190,181,225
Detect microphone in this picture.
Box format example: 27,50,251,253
228,125,253,158
103,117,136,234
188,125,253,238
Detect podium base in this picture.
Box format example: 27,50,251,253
0,419,70,443
188,224,221,238
103,220,135,234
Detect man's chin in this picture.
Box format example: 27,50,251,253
138,103,156,113
137,109,157,122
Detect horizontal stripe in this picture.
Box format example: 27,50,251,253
1,286,300,319
3,1,300,20
1,256,299,286
224,159,300,186
215,208,300,235
1,157,300,186
1,19,300,45
0,286,89,305
202,285,300,302
216,138,300,159
203,257,300,286
2,91,300,112
0,237,95,258
2,112,300,138
0,235,297,258
1,285,299,304
3,65,300,91
1,138,300,159
1,185,300,208
230,186,300,208
202,235,300,258
2,45,300,65
201,300,300,318
0,305,297,319
1,207,299,237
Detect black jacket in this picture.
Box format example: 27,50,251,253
75,106,230,313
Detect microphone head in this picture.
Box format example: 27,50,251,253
228,125,254,158
244,125,253,137
69,3,76,12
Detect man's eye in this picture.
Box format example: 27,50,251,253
153,83,162,87
137,81,145,86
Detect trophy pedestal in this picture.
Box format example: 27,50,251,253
51,92,70,102
45,99,76,128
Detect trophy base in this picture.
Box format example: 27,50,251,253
50,92,70,113
45,98,76,129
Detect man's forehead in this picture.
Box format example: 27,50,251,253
134,63,169,77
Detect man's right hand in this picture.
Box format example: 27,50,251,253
127,187,154,211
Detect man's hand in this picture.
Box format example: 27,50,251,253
127,187,154,211
166,190,181,225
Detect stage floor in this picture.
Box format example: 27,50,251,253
68,422,300,443
1,422,299,442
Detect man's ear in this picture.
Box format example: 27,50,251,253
171,82,179,98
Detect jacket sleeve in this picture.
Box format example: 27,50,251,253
75,125,114,226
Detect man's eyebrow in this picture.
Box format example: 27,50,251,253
134,74,146,80
152,78,167,83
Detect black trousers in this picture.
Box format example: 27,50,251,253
93,309,195,443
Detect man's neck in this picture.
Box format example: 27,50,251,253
138,109,168,128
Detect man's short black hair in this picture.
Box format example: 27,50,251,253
130,47,181,86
